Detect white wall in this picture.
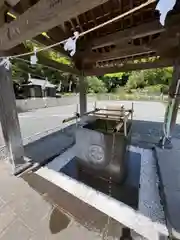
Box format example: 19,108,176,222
16,96,96,112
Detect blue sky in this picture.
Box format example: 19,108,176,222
156,0,176,25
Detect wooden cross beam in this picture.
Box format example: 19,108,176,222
89,20,164,50
37,54,80,75
34,35,69,58
0,0,109,51
0,0,4,8
84,45,152,63
95,52,158,67
8,43,80,75
6,0,20,7
0,4,6,26
6,8,70,58
85,59,173,76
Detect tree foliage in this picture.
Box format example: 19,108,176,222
143,68,173,86
86,76,107,93
12,40,173,95
125,68,173,93
126,71,146,90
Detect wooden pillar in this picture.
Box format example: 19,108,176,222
169,60,180,133
79,73,87,115
0,59,31,174
160,59,180,148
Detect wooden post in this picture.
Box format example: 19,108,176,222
79,72,87,115
0,59,31,174
169,60,180,133
160,59,180,148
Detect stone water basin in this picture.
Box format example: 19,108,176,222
75,118,132,183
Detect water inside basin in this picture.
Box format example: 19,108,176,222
60,150,141,209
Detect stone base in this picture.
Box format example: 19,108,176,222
158,137,173,149
13,161,33,176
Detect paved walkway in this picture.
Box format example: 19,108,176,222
156,138,180,240
0,160,122,240
0,101,179,240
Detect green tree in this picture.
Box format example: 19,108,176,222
86,76,107,93
126,71,146,90
125,67,173,92
143,68,173,86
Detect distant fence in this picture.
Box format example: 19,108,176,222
16,94,168,113
16,95,96,112
95,93,168,102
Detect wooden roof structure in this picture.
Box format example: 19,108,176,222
0,0,180,76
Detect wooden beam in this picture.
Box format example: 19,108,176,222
85,59,172,76
37,54,80,75
34,34,69,57
18,0,30,11
47,26,67,42
6,7,70,57
169,59,180,133
95,51,158,66
6,0,20,7
0,0,109,51
169,58,180,98
85,29,180,64
7,43,80,75
85,45,152,63
0,0,4,8
79,73,87,115
89,20,164,49
0,4,6,27
79,14,180,58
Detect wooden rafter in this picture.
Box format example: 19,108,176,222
84,45,152,63
0,0,4,8
47,26,67,42
6,0,20,7
85,59,172,75
17,0,30,11
6,8,70,58
89,20,164,49
0,0,109,51
34,35,69,58
96,52,158,67
0,4,6,27
8,43,80,75
37,54,80,75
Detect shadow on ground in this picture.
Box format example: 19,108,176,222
23,172,123,238
49,206,70,234
131,120,180,148
24,125,75,165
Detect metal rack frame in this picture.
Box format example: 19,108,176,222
62,102,134,137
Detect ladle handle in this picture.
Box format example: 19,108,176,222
62,113,80,123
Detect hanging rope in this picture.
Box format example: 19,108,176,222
0,57,11,70
79,0,156,37
13,57,72,73
0,0,156,60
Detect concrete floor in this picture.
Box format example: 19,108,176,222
0,100,180,239
0,160,123,240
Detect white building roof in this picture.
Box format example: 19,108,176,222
27,77,56,89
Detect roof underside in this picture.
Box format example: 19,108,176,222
1,0,180,75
